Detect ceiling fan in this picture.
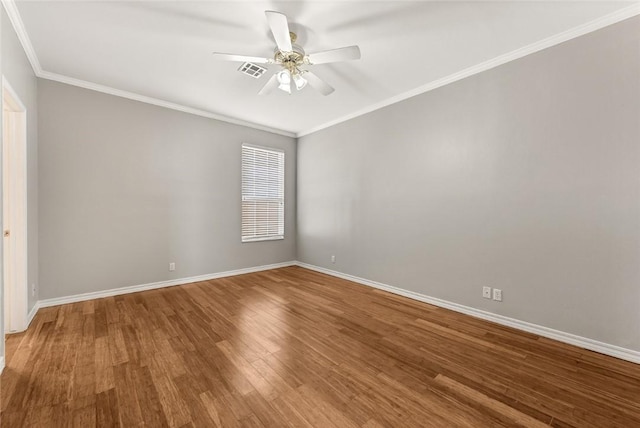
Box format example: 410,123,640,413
212,11,361,96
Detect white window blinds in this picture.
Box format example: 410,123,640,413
241,144,285,242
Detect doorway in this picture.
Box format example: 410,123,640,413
3,77,28,334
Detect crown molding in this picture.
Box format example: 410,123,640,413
296,2,640,138
1,0,295,138
3,0,640,140
1,0,42,74
38,71,296,138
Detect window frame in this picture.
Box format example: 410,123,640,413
241,143,285,243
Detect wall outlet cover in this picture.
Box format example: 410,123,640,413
482,286,492,299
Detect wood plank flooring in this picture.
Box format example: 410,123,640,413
2,266,640,427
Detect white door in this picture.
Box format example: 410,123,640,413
3,102,12,331
3,78,28,334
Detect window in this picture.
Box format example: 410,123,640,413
241,144,285,242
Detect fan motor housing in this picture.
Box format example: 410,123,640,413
274,32,305,69
275,49,304,64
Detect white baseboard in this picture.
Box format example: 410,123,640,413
27,302,39,327
0,356,4,373
295,261,640,365
37,261,297,309
2,303,40,336
26,260,640,365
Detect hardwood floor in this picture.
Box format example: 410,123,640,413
2,266,639,427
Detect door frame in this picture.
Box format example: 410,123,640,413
3,76,28,333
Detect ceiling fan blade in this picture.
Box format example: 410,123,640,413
307,46,361,65
258,74,279,95
303,71,334,96
265,11,292,52
212,53,272,64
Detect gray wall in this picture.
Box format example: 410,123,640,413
297,16,640,351
1,7,39,362
38,80,296,299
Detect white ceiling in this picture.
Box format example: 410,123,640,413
10,1,640,136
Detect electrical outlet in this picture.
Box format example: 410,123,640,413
492,288,503,302
482,286,492,299
169,262,176,271
331,255,336,263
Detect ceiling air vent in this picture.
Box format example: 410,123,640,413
238,62,267,79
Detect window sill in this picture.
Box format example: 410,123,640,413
242,236,284,243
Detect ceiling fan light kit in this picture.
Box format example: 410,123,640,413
277,70,292,94
274,37,308,95
293,73,307,91
212,11,361,96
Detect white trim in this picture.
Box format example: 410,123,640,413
3,302,38,335
27,302,38,327
37,261,297,309
242,236,284,243
37,71,295,138
4,0,640,139
1,0,42,75
20,261,640,365
242,143,285,154
0,356,5,374
295,262,640,365
2,78,27,112
2,77,29,334
0,0,294,138
297,3,640,137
